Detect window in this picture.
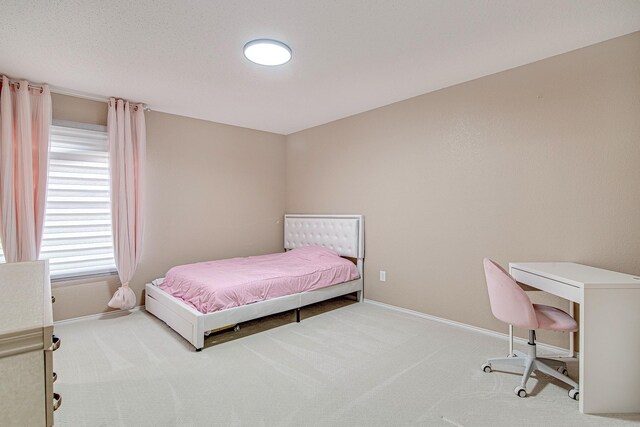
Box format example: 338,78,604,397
0,121,116,279
43,122,116,279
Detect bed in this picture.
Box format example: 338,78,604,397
144,214,364,351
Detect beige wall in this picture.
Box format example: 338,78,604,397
285,33,640,348
49,32,640,346
52,95,286,320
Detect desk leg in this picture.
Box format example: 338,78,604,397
580,288,640,414
568,303,575,358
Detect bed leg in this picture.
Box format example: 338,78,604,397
356,290,363,302
296,307,301,323
195,348,202,352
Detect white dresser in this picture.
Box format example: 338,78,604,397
0,261,60,426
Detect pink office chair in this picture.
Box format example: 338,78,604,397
481,258,579,400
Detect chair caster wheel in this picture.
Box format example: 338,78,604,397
514,386,527,398
233,325,240,332
568,389,579,401
481,363,492,373
557,366,569,376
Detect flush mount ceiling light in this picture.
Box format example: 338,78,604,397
243,39,292,66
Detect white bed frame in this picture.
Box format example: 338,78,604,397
144,214,364,351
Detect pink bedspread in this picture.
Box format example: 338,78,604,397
158,246,360,314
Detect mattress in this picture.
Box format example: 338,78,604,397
157,246,360,314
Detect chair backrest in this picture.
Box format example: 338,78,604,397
483,258,538,329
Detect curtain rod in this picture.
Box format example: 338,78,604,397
2,77,45,93
51,85,150,111
1,75,150,111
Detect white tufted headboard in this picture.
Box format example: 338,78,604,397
284,214,364,259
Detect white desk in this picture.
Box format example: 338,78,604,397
509,262,640,414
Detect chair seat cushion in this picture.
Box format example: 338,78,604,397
533,304,578,332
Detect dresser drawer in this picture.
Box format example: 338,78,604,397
0,350,47,426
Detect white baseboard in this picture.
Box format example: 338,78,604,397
54,305,146,325
363,299,577,357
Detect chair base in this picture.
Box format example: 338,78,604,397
482,333,579,400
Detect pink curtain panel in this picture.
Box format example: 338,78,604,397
107,98,146,310
0,76,51,262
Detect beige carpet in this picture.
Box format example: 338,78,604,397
53,299,640,427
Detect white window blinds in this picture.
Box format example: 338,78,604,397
40,123,116,279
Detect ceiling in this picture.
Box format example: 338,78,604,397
1,1,639,135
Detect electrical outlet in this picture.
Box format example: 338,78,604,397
379,270,386,282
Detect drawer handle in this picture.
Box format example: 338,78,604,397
53,372,57,383
53,393,62,411
49,335,61,352
51,295,56,304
